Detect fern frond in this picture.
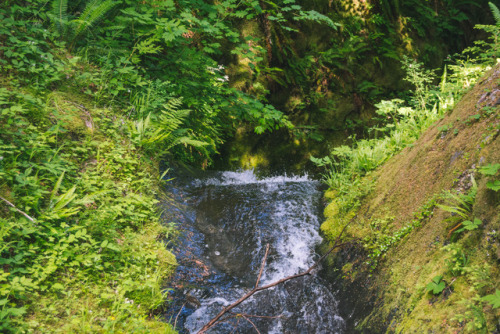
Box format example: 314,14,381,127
134,36,162,56
159,98,191,133
50,0,68,35
70,0,117,47
79,44,129,61
437,204,470,220
162,98,184,113
175,137,209,148
49,171,65,206
131,97,211,156
489,2,500,26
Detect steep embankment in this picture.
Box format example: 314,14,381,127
327,65,500,333
0,86,178,332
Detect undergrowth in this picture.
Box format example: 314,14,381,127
316,5,500,332
0,87,178,332
0,4,184,332
314,6,500,246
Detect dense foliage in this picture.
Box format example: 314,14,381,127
0,0,498,332
0,0,334,331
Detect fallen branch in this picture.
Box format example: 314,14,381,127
0,195,36,223
197,222,356,333
240,313,260,334
174,302,186,330
255,243,270,289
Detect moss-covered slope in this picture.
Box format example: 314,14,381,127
326,65,500,333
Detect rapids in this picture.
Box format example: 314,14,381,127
164,170,345,333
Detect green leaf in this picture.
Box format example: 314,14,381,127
49,171,65,206
105,243,120,252
52,283,64,290
2,306,26,317
426,275,445,295
478,163,500,176
456,218,482,233
486,180,500,191
53,186,77,211
482,290,500,308
489,2,500,25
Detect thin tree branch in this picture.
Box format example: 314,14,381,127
240,313,261,334
210,315,235,330
174,302,186,330
197,221,356,333
255,243,270,289
0,195,36,223
228,311,283,320
229,317,241,334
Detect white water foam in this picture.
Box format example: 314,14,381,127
262,200,322,283
185,292,251,333
192,169,314,187
184,297,231,333
182,170,344,333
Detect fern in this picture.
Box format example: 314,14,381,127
380,0,400,20
48,0,117,51
50,0,68,36
80,44,129,63
69,0,117,50
159,99,191,133
130,98,209,156
438,178,477,221
489,2,500,26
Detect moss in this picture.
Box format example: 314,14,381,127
321,208,358,241
326,65,500,333
324,188,337,200
324,198,340,217
239,152,270,169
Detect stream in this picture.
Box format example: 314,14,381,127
164,170,345,333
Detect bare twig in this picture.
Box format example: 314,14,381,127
174,302,186,330
255,243,270,289
0,195,36,223
197,221,356,333
229,317,241,334
240,313,261,334
211,315,237,330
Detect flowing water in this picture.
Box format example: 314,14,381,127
164,170,345,333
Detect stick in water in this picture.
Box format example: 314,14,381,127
197,222,355,333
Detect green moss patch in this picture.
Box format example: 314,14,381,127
323,65,500,333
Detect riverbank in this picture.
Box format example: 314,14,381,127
322,64,500,332
0,85,178,332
